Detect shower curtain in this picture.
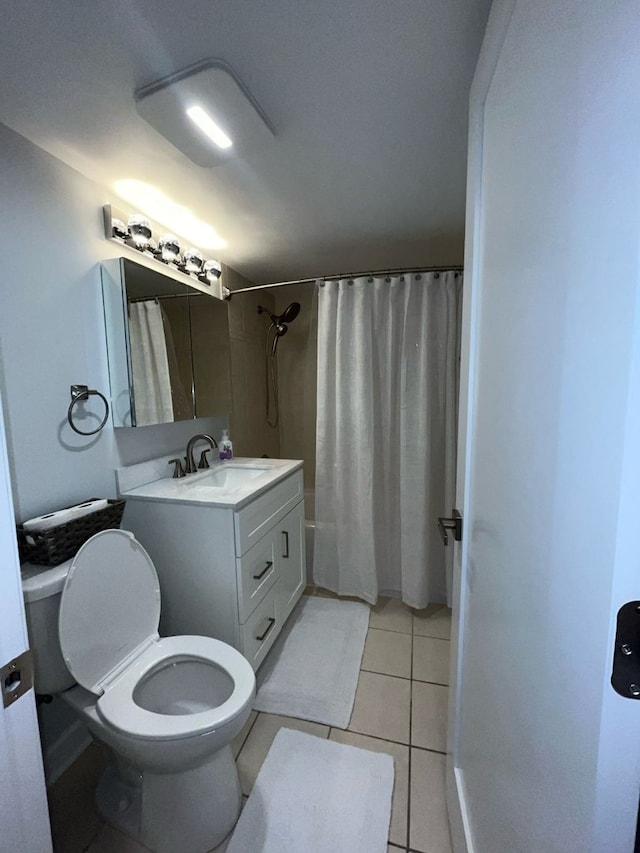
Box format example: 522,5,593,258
313,272,462,608
128,299,174,426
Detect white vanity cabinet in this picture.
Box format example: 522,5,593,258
121,467,305,671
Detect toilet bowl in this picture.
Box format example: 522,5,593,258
25,529,255,853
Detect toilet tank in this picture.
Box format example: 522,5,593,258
21,560,76,694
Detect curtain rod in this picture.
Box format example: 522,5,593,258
224,264,463,298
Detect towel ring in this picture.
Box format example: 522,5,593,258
67,385,109,436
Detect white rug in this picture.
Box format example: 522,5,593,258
227,729,394,853
254,596,369,727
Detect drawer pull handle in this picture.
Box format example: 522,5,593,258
253,561,273,581
282,530,290,559
256,617,276,642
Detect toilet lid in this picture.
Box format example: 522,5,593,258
59,529,161,695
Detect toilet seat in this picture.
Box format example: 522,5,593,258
59,529,161,695
96,635,255,741
59,529,255,741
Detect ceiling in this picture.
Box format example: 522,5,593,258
0,1,492,283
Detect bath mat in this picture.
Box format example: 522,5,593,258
254,596,369,727
227,729,394,853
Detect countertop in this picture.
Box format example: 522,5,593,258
118,457,303,510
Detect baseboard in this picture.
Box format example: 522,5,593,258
43,719,92,786
447,759,475,853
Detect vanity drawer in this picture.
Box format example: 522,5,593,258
241,587,280,671
236,530,278,623
234,470,303,556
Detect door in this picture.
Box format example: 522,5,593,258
0,389,52,851
448,2,640,852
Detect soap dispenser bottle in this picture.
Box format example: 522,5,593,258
219,429,233,460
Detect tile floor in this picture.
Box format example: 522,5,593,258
47,591,452,853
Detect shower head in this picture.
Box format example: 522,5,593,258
280,302,300,324
257,301,301,326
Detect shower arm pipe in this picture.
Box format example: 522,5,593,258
222,264,463,299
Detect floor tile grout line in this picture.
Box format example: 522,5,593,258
407,617,414,851
234,712,442,756
411,743,447,756
413,634,452,641
367,626,424,636
346,729,410,747
368,625,452,639
409,674,450,688
340,726,412,749
234,710,260,762
360,665,413,681
371,624,451,641
360,665,448,687
369,625,413,635
413,634,452,644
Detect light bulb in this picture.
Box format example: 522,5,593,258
184,248,203,273
128,214,152,248
186,106,233,150
111,218,128,240
203,259,222,282
159,234,181,263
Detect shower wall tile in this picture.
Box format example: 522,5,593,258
226,270,316,475
275,284,317,487
226,267,280,459
243,290,273,343
244,340,280,458
223,266,246,340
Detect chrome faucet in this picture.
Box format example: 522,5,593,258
185,434,218,474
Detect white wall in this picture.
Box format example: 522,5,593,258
0,121,228,776
0,121,227,521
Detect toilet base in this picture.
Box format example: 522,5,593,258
96,746,242,853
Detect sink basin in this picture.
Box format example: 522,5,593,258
117,456,303,509
187,464,271,489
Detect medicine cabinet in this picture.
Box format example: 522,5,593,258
101,257,232,427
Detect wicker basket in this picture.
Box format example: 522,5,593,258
17,499,126,567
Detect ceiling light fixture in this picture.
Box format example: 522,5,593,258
135,59,274,168
186,105,233,150
114,180,226,250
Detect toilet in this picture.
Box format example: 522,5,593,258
22,529,256,853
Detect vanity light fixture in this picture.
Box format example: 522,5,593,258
186,106,233,150
104,204,224,294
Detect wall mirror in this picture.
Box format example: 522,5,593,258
101,257,232,427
